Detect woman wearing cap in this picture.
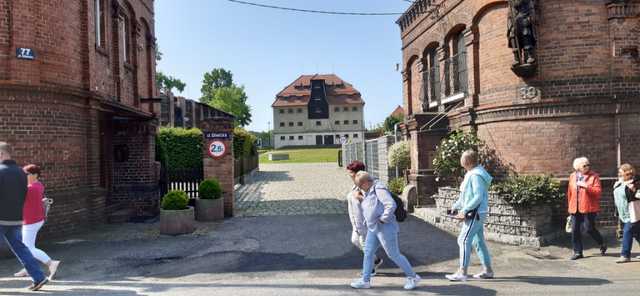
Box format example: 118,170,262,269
345,161,383,276
567,157,606,260
14,164,60,280
613,164,640,263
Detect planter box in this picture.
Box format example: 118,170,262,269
423,187,564,247
195,198,224,221
160,207,195,235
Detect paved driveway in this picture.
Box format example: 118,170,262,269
235,163,352,216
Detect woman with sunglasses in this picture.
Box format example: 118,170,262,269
567,157,606,260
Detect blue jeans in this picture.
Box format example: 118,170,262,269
361,222,416,282
621,221,640,258
571,213,604,255
458,214,492,269
0,225,46,283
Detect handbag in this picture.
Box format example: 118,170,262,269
565,215,573,233
42,195,53,221
629,200,640,223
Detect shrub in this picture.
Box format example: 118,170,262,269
388,141,410,171
161,190,189,210
432,130,485,182
388,177,407,196
199,178,222,199
233,127,257,159
157,128,203,172
492,175,565,206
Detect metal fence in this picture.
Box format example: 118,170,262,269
342,135,402,184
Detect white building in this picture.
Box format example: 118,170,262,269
272,74,365,149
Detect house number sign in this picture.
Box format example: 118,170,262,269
16,48,35,60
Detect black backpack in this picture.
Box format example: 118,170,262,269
389,191,407,222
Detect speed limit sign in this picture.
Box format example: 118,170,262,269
207,140,227,159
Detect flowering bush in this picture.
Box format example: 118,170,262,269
432,130,485,182
492,175,564,206
388,141,410,171
388,177,406,196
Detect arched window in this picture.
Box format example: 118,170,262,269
422,45,440,111
453,31,468,94
95,0,106,47
119,14,131,63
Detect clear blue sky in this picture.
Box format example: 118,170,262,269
155,0,411,132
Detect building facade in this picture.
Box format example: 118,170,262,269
272,74,365,149
0,0,159,235
398,0,640,225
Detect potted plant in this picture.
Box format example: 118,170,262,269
195,178,224,221
160,190,195,235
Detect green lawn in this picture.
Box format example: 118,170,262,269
259,147,340,164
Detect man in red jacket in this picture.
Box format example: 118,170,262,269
0,142,48,290
567,157,607,260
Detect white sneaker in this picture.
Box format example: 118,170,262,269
350,278,371,289
48,260,60,280
404,274,421,290
445,273,468,282
472,271,494,279
13,269,27,277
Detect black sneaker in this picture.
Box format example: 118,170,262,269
570,254,584,260
371,269,377,276
374,258,384,270
28,278,48,291
600,245,607,256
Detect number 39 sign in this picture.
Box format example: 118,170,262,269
207,141,227,159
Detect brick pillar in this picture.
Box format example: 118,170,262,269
201,118,235,217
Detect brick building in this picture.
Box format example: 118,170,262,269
398,0,640,225
272,74,365,149
0,0,160,235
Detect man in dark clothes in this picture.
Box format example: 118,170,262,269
0,142,48,290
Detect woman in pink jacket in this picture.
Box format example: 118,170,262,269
14,164,60,280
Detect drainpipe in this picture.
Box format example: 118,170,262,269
394,122,400,178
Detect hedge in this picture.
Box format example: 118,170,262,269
157,128,203,172
233,127,257,159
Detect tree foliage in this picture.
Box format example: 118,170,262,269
156,71,186,94
384,114,404,134
388,141,410,171
200,68,252,127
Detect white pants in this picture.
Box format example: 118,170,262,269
21,221,51,264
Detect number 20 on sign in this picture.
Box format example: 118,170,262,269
208,141,226,159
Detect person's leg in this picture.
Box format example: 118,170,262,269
377,223,416,278
472,221,492,272
361,230,380,283
621,222,633,258
2,225,46,284
585,213,605,246
22,222,51,264
571,214,584,256
457,217,480,274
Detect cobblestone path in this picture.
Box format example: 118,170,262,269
235,163,352,216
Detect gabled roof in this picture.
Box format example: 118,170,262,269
390,105,405,118
272,74,365,107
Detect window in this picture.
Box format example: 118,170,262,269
425,46,441,107
335,135,340,139
297,108,303,113
289,136,294,140
298,136,303,140
343,107,349,111
343,120,349,125
453,32,468,94
95,0,105,47
353,134,359,138
344,134,349,138
280,136,285,140
288,122,294,127
297,122,303,126
279,122,285,127
316,121,321,126
334,107,340,112
352,107,358,111
288,109,293,113
119,15,130,63
352,120,358,124
334,120,340,125
279,109,285,114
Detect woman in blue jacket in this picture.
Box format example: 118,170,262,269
613,164,640,263
446,150,494,281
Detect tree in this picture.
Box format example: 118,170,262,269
202,86,252,127
156,71,186,94
200,68,252,127
201,68,233,97
383,114,404,134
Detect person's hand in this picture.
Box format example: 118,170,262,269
576,181,588,188
628,182,637,192
454,212,465,220
354,190,364,201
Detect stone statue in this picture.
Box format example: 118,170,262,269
508,0,537,66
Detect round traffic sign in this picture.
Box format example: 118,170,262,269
208,140,227,159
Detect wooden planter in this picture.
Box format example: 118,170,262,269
160,207,195,235
195,198,224,221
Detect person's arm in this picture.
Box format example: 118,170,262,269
462,174,484,214
376,188,396,223
585,175,602,200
